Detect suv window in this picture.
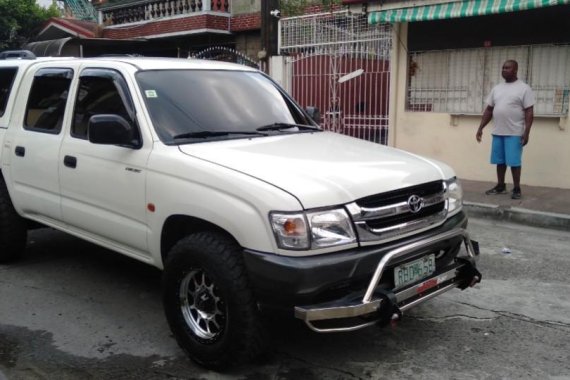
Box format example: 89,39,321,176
72,70,133,140
0,67,18,117
24,68,73,133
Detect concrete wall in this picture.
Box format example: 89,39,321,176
390,23,570,189
231,0,260,15
234,31,262,62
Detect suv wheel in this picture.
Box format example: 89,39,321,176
162,232,266,369
0,176,27,262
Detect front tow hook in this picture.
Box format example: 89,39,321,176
456,258,482,290
375,290,403,327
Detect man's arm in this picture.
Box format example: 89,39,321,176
476,105,494,143
522,106,534,146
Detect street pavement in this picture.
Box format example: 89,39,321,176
1,216,570,379
461,179,570,231
1,180,569,379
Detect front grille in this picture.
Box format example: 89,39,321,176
346,181,447,244
366,202,445,230
358,181,443,208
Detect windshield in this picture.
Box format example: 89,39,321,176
136,69,318,144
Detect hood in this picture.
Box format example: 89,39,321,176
179,132,454,209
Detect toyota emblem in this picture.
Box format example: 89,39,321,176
407,195,424,213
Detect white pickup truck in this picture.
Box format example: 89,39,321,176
0,53,481,369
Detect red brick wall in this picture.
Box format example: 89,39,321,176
100,6,339,40
103,14,230,39
230,13,261,32
303,4,344,14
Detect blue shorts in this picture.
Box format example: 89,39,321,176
491,135,523,167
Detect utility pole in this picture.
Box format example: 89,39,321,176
260,0,280,60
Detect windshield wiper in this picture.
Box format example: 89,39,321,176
172,130,267,139
256,123,320,132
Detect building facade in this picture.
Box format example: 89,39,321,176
29,0,570,189
344,0,570,189
30,0,264,63
95,0,262,59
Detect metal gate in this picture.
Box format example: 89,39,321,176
192,46,262,70
279,11,392,144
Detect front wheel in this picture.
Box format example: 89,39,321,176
162,232,267,369
0,176,27,263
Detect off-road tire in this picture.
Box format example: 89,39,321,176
162,232,267,370
0,176,27,262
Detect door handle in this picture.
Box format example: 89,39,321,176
63,155,77,168
14,146,25,157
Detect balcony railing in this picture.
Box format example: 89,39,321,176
102,0,230,26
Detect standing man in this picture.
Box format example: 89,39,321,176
476,59,534,199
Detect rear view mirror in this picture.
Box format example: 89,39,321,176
305,106,321,125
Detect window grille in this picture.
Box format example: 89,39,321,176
408,44,570,116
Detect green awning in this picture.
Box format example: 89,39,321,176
369,0,570,24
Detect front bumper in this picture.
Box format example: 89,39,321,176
293,228,480,332
242,211,481,332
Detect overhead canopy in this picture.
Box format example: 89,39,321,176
26,37,73,57
25,37,148,57
369,0,570,24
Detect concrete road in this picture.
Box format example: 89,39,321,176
1,218,569,380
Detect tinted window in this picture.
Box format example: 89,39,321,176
136,70,313,143
24,68,73,133
72,75,131,139
0,67,18,117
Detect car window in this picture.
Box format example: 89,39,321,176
24,68,73,133
0,67,18,118
72,74,131,140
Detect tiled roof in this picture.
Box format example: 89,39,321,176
60,18,99,34
38,17,98,39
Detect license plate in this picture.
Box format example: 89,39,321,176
394,254,436,289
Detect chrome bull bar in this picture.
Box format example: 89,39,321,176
294,228,480,333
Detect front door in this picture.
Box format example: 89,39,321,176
60,68,151,255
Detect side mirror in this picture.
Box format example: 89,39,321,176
88,114,140,148
305,106,321,125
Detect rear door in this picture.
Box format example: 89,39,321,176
5,66,74,223
0,65,20,161
0,65,19,127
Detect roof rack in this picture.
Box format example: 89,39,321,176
0,50,37,60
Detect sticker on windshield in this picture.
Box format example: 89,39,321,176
145,90,158,98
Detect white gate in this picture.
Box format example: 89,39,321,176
279,11,392,144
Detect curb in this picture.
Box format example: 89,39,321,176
464,201,570,231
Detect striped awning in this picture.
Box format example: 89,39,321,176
369,0,570,24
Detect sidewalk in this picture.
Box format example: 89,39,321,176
461,179,570,231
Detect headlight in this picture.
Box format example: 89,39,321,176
270,208,356,250
307,209,356,248
445,177,463,216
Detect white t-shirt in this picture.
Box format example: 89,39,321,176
486,79,534,136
